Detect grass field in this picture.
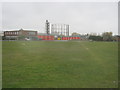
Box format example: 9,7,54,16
2,41,118,88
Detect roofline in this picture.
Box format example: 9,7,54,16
4,30,37,32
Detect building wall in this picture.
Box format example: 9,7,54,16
4,31,19,36
51,24,69,36
38,35,54,40
38,35,81,40
19,30,37,36
4,29,38,40
61,36,80,40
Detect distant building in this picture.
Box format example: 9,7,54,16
4,29,38,40
72,32,80,36
51,24,69,36
38,33,48,36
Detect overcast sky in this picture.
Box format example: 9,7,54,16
2,2,118,35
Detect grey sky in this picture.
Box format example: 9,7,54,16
2,2,118,35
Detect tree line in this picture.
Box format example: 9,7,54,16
89,32,120,41
72,32,120,41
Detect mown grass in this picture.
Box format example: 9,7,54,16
2,41,118,88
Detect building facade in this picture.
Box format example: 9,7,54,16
4,29,38,40
51,24,69,36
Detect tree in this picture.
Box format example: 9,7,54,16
113,35,120,41
102,32,113,41
18,35,26,40
89,36,103,41
72,32,80,36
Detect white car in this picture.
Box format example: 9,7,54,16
25,38,30,41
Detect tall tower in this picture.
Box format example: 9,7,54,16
45,20,50,35
67,25,69,36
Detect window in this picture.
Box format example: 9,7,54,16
28,32,36,35
16,32,18,35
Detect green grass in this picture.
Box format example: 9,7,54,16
2,41,118,88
